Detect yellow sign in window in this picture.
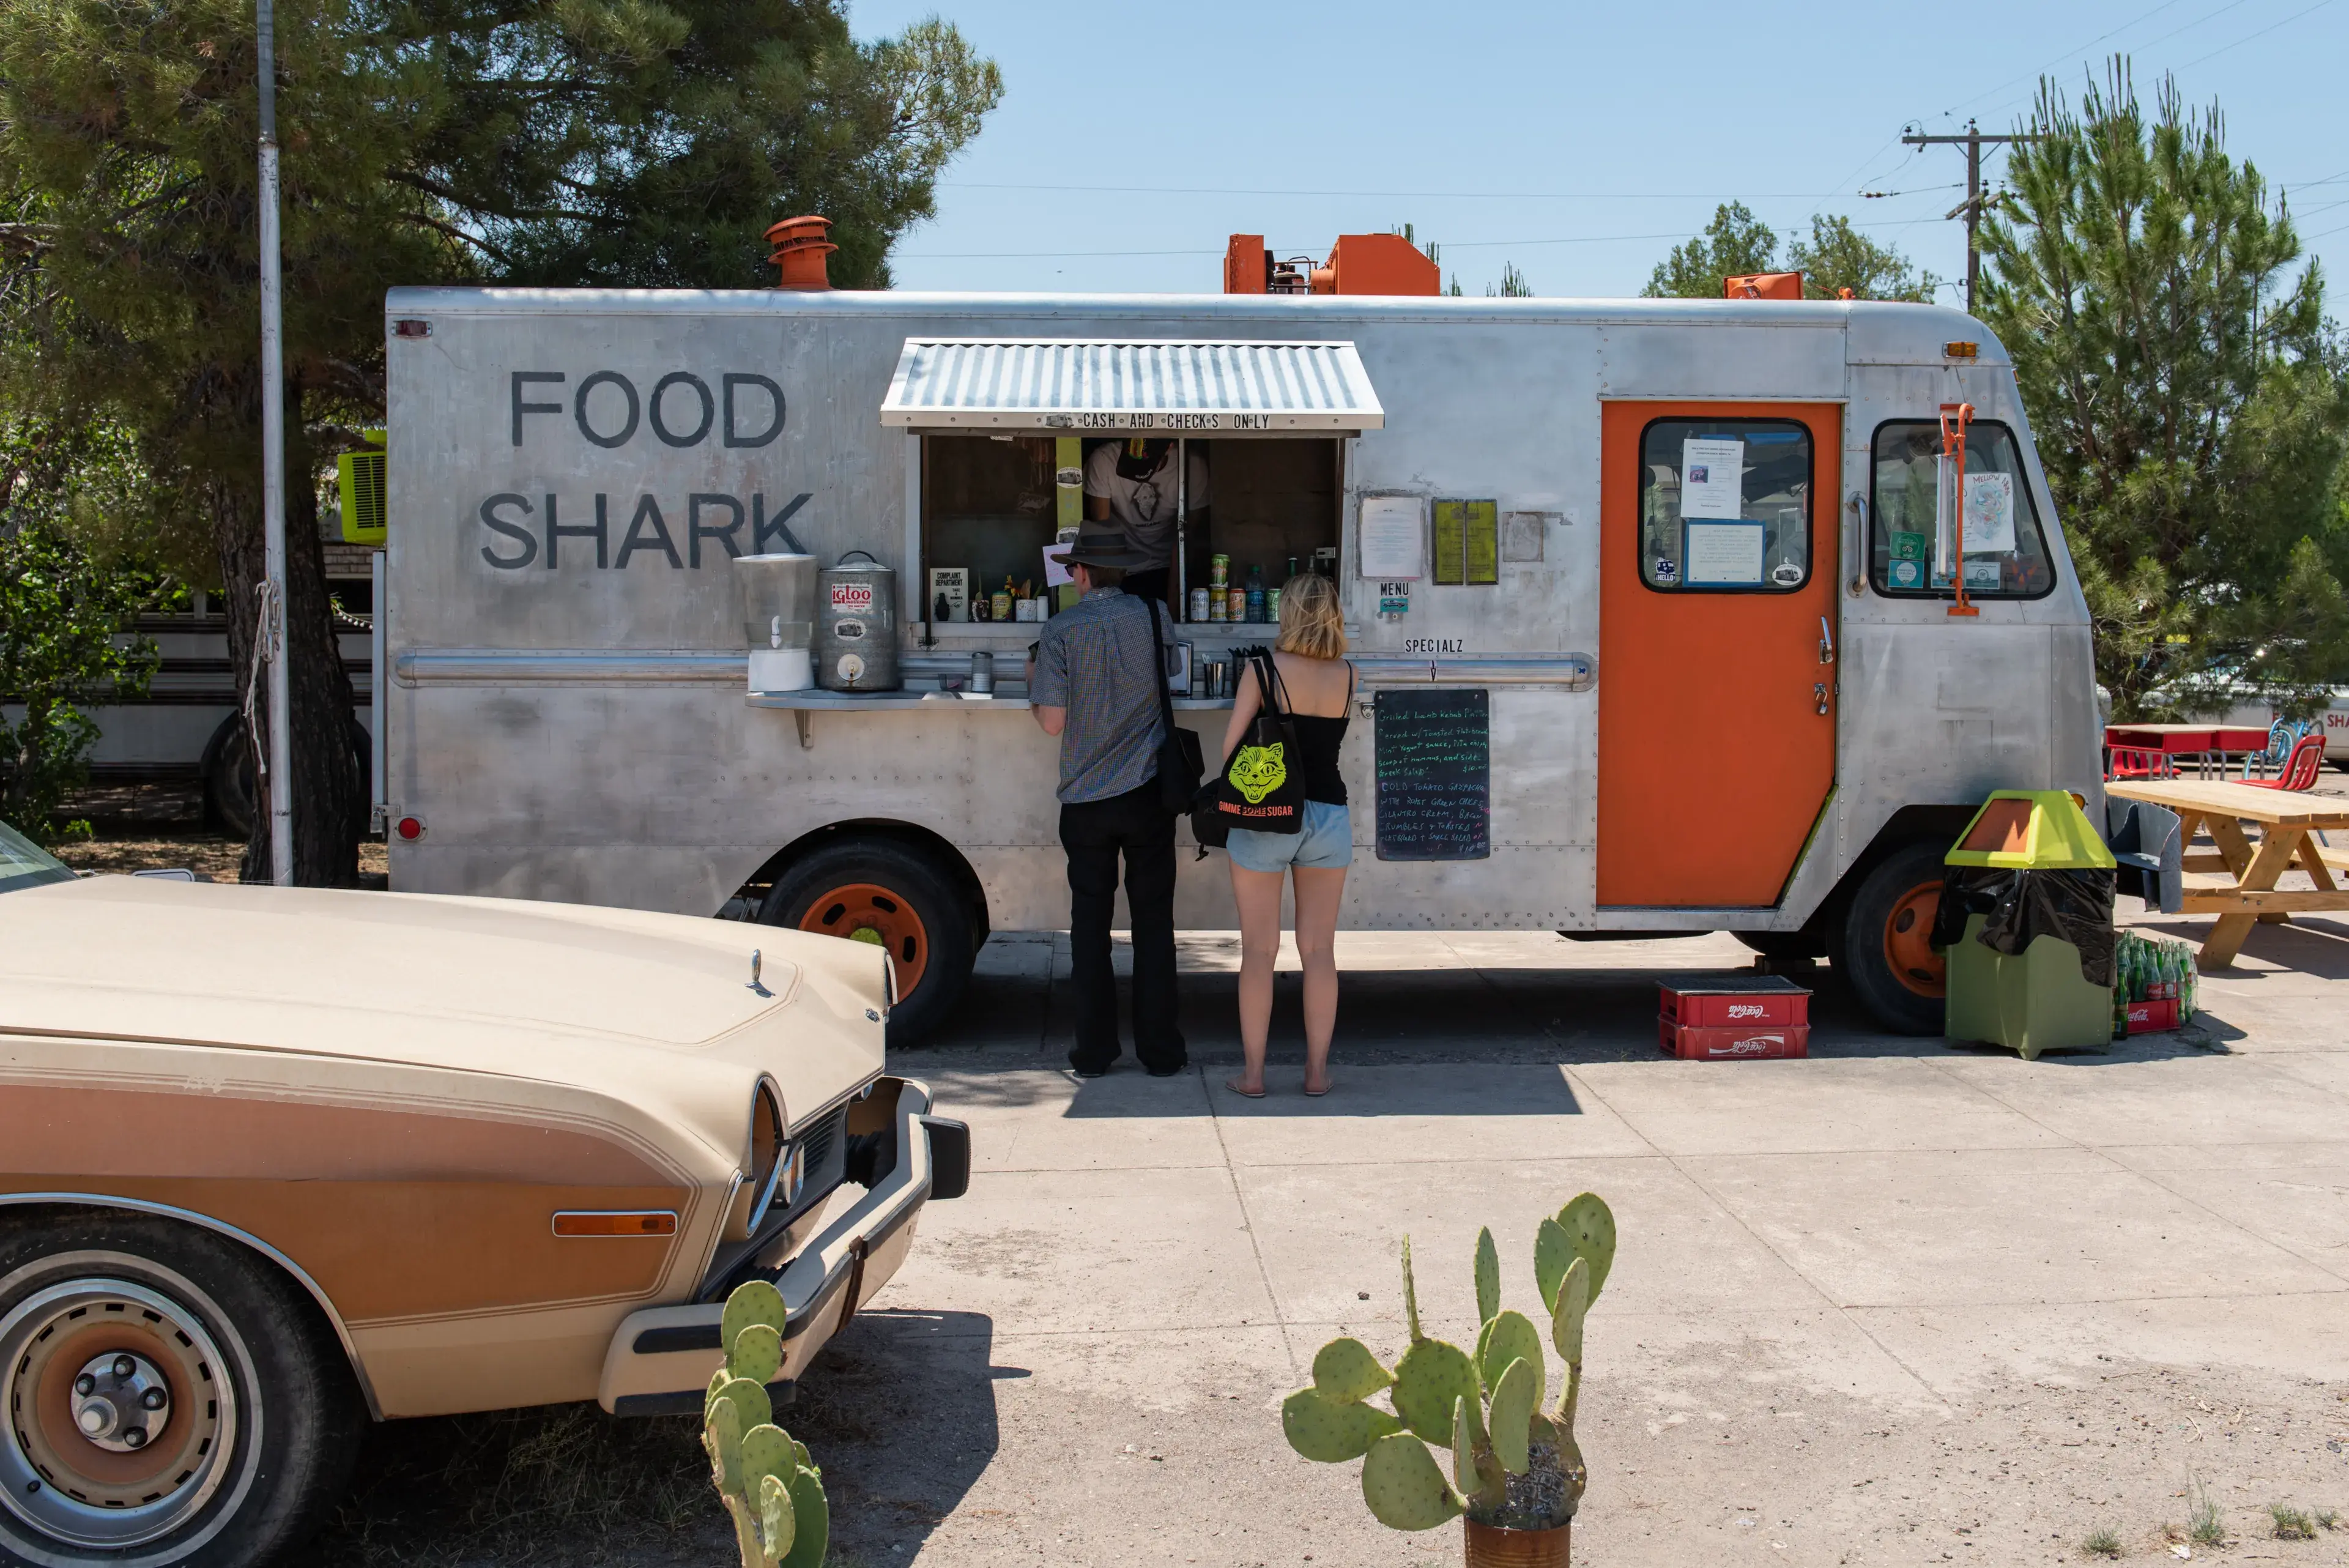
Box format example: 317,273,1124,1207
1432,499,1498,585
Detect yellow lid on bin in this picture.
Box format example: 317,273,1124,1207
1945,790,2115,871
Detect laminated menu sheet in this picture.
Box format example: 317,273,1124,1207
1680,437,1745,519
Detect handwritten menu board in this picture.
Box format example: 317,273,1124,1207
1375,688,1491,861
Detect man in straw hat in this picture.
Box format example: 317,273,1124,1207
1028,524,1188,1079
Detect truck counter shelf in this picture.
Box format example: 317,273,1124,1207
383,286,2098,1045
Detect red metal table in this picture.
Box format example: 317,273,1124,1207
2106,723,2274,780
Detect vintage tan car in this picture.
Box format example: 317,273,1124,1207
0,823,965,1568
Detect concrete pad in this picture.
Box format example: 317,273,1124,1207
1210,1062,1656,1165
1937,1052,2349,1147
2260,1048,2349,1098
1684,1146,2345,1306
1600,1306,1947,1414
921,1068,1225,1173
1850,1290,2349,1395
2101,1143,2349,1281
1573,1056,2066,1156
885,1164,1276,1334
1236,1156,1828,1331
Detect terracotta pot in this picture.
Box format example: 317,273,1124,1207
1464,1517,1570,1568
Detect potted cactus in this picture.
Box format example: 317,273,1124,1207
703,1280,829,1567
1282,1194,1616,1568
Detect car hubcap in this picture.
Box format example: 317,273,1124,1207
1883,880,1948,998
798,881,929,996
1,1279,239,1550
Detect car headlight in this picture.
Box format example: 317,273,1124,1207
744,1079,803,1230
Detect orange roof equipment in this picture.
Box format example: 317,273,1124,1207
1225,233,1439,297
1723,271,1804,300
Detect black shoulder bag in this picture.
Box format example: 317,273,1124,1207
1203,648,1307,836
1144,598,1203,815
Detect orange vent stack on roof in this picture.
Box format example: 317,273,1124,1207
1723,271,1804,300
766,215,836,290
1223,232,1439,296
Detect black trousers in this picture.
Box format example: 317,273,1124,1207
1059,779,1186,1074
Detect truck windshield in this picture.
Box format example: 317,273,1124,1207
0,820,75,894
1870,420,2055,598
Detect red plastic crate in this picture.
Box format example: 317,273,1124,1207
2124,998,2180,1034
1658,1016,1811,1060
1658,976,1811,1029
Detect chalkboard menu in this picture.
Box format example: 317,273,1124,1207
1375,688,1490,861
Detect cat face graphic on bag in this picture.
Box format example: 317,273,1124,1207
1228,741,1288,804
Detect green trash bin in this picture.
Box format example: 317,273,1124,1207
1934,790,2117,1060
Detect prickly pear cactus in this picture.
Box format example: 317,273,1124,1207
1282,1197,1616,1537
703,1280,828,1567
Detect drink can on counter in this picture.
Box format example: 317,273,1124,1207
1227,587,1247,622
1266,587,1282,623
1189,587,1211,622
1208,589,1228,622
1209,554,1230,587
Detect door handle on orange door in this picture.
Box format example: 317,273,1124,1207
1818,616,1835,664
1814,683,1829,716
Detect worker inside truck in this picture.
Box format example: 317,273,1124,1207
1084,437,1211,607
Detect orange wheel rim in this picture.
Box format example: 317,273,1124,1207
1883,880,1946,998
798,882,929,996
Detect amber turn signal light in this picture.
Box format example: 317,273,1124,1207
1944,341,1979,359
552,1211,678,1238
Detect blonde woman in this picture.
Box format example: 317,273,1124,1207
1219,574,1354,1097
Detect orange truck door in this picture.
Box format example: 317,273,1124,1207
1597,401,1840,907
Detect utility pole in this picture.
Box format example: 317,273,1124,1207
256,0,293,883
1901,120,2044,314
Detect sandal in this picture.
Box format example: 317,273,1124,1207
1224,1076,1267,1099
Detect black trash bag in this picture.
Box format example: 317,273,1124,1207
1929,866,2117,988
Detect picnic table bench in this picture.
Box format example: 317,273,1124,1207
2106,778,2349,967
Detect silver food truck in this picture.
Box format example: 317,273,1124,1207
381,283,2101,1040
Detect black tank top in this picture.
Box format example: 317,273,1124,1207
1280,661,1353,806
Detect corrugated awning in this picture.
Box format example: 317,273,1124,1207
879,338,1383,433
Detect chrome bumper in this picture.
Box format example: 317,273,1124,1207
598,1076,962,1416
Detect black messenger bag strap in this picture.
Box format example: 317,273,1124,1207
1144,598,1201,813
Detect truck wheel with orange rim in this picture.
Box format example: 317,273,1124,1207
759,838,976,1046
0,1211,361,1568
1839,841,1949,1036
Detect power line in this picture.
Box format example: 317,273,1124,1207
937,180,1957,203
1936,0,2191,119
1965,0,2260,124
2176,0,2340,65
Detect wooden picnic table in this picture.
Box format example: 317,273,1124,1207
2105,722,2274,753
2107,778,2349,967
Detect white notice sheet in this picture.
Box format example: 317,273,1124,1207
1684,520,1765,585
1680,437,1745,519
1359,496,1426,579
1962,470,2016,554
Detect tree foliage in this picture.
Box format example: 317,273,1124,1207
0,420,161,841
1979,62,2349,716
1644,203,1939,300
0,0,1001,880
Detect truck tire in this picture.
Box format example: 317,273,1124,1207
1839,841,1949,1036
0,1211,362,1568
199,715,256,841
759,839,976,1047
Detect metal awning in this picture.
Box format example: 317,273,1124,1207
879,338,1383,433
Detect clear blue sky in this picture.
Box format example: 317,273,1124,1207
848,0,2349,308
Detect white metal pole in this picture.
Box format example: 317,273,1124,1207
257,0,292,883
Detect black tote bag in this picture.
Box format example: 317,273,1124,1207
1144,597,1203,815
1203,650,1307,835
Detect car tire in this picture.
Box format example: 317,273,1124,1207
199,715,257,841
760,838,976,1047
0,1211,362,1568
1839,841,1950,1036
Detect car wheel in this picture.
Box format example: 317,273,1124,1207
760,838,976,1047
1839,841,1949,1036
199,715,257,841
0,1212,361,1568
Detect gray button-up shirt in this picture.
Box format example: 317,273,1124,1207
1031,588,1173,804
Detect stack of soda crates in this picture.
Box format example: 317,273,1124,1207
2112,929,2198,1038
1657,976,1811,1060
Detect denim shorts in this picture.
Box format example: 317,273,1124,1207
1227,798,1354,872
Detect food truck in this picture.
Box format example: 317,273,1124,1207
381,267,2100,1041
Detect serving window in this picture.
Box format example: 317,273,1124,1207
1869,420,2054,599
919,433,1340,624
1636,418,1813,593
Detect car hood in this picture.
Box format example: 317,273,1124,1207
0,878,887,1163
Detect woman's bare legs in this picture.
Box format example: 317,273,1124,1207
1227,863,1288,1096
1291,865,1348,1093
